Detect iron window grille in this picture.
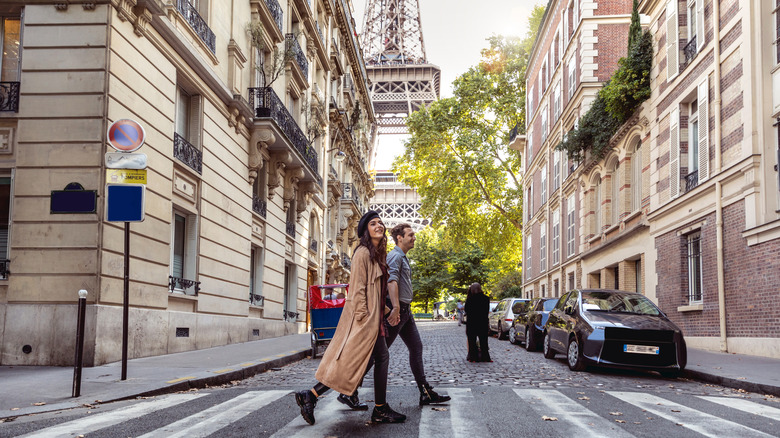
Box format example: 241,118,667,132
168,275,200,296
173,132,203,174
176,0,216,54
686,232,703,303
0,82,19,112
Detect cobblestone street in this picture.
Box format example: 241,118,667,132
244,320,735,397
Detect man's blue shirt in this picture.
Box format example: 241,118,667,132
387,246,413,304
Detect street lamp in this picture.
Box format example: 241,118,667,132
327,147,346,162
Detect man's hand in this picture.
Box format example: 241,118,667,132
387,307,400,326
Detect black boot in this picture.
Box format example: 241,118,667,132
419,383,451,405
337,390,368,410
371,404,407,423
295,390,318,425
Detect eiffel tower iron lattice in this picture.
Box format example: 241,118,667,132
361,0,441,134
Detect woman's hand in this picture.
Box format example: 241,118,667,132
387,307,400,326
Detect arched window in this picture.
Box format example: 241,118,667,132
611,160,620,225
594,176,602,234
631,139,642,212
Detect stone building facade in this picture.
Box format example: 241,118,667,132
518,0,780,359
0,0,375,366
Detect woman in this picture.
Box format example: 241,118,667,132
295,210,406,425
465,282,491,362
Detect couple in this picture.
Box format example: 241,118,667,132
295,211,450,425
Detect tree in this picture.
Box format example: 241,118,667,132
448,242,492,297
408,228,450,312
393,6,545,279
246,21,296,87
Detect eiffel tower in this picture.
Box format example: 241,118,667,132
361,0,441,134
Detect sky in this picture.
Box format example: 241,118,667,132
349,0,541,170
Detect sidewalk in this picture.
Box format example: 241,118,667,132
1,334,779,420
0,333,310,419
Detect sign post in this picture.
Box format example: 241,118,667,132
106,119,146,381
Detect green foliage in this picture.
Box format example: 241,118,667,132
556,30,653,162
408,228,451,312
628,0,642,51
448,243,492,296
492,270,524,300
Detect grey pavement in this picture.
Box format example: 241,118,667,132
1,323,779,420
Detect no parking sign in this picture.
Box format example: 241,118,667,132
107,119,146,152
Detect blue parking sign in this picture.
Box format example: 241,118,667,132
106,184,145,222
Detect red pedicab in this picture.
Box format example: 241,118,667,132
308,284,348,358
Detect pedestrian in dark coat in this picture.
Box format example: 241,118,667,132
295,211,406,425
465,282,491,362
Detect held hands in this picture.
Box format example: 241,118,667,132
387,307,400,326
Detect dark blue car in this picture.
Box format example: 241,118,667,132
509,298,557,351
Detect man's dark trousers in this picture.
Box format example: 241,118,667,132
364,302,427,386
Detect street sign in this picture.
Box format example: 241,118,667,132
105,152,147,169
107,119,146,152
106,169,147,184
50,182,97,214
106,184,145,222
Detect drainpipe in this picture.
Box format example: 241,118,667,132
712,0,727,352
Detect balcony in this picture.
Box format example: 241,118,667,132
284,310,299,321
684,170,699,193
341,183,364,212
286,33,309,81
0,82,20,112
286,220,296,237
265,0,283,34
176,0,216,54
168,275,200,296
249,87,318,176
683,35,697,68
252,195,267,218
249,293,265,306
0,259,9,280
173,132,203,174
341,253,351,269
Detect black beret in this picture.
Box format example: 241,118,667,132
357,210,380,238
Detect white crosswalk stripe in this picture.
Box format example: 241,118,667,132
17,393,206,438
697,395,780,422
419,387,482,438
513,388,635,438
269,391,369,438
137,390,288,438
608,391,776,438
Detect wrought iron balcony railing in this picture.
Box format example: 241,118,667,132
683,35,697,68
509,122,520,143
252,195,267,218
285,33,309,79
684,170,699,193
284,310,299,321
331,38,341,61
168,275,200,295
249,293,265,306
309,239,318,253
264,0,283,34
176,0,216,54
0,82,20,112
173,132,203,174
0,259,9,280
248,87,318,174
286,220,296,237
341,183,363,211
315,21,324,43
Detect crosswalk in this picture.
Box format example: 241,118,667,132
9,388,780,438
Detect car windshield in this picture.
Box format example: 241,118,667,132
542,299,557,312
580,292,661,316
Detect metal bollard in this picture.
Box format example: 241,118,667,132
72,289,87,397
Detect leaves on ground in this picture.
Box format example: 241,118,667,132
578,396,590,400
542,416,558,421
609,412,623,416
615,419,626,423
32,402,46,406
432,407,448,411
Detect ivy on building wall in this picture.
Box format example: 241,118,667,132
556,2,652,162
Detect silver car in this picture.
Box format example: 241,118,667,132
489,298,529,340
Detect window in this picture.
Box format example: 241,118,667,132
611,162,620,225
254,48,267,87
670,107,681,197
568,58,576,101
540,165,547,204
635,259,642,294
553,150,561,191
631,141,642,211
526,233,532,279
528,182,534,221
0,176,10,279
686,232,703,303
553,280,559,297
594,176,602,233
540,224,547,272
568,272,575,292
567,194,576,257
171,211,199,295
284,263,298,321
689,99,699,176
1,18,21,82
552,209,560,266
249,246,265,306
252,160,268,217
528,85,535,116
666,0,680,80
541,284,546,297
174,83,203,173
553,83,561,123
541,106,548,144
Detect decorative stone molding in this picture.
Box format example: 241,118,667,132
249,128,274,184
111,0,137,22
83,2,96,10
0,128,14,155
282,166,304,212
268,150,292,199
133,4,152,36
296,181,316,221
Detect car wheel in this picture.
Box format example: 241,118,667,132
567,336,586,371
543,332,556,359
508,325,518,345
525,327,536,352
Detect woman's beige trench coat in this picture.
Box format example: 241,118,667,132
315,246,384,395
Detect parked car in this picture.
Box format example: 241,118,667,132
509,297,557,350
489,298,529,340
542,289,687,376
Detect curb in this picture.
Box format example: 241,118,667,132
683,369,780,398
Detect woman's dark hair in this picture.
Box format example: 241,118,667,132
357,222,388,267
468,282,483,295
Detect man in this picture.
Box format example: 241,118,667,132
384,223,450,405
456,299,465,326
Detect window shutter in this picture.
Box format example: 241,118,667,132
188,95,202,150
697,78,710,182
666,0,679,80
172,213,185,278
669,107,681,198
184,213,199,281
696,0,705,47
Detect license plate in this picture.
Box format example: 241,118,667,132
623,344,660,355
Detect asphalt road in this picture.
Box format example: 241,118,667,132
2,321,779,438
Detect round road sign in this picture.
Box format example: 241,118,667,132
107,119,146,152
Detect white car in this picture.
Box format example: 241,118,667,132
489,298,530,340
